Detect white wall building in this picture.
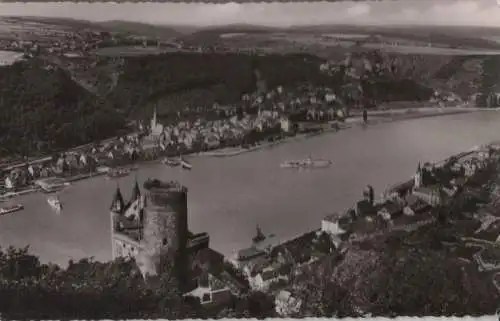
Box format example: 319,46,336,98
321,213,346,236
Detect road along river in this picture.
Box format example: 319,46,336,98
2,111,500,266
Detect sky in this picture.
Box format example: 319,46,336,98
0,0,500,27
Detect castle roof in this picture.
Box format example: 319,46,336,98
110,185,125,213
130,179,141,204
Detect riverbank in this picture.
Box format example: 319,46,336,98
0,106,492,201
198,106,495,158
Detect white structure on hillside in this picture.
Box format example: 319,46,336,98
321,213,346,236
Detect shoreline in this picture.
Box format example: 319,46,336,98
0,106,493,201
197,106,496,159
260,137,493,256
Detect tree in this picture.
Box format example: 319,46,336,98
368,247,498,316
0,246,195,319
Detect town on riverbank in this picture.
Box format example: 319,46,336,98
205,141,500,316
4,14,500,319
86,137,500,318
0,92,485,201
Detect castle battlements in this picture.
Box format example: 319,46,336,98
143,178,188,193
110,178,208,282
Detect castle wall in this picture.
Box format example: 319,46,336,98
112,232,142,259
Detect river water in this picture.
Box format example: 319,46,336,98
1,111,500,266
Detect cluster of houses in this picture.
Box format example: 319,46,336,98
141,83,349,153
321,145,498,243
0,80,351,196
221,142,500,316
228,229,337,316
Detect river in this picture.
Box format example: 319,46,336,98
1,111,500,266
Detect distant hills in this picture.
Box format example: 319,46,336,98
4,16,500,49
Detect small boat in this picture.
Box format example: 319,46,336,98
280,157,332,169
106,168,131,179
162,157,181,167
180,157,192,170
252,224,266,244
40,183,67,193
0,204,24,216
47,196,62,212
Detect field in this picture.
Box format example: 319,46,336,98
0,50,24,66
361,44,500,56
209,31,500,57
92,46,191,57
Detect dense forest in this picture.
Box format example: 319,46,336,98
0,60,126,156
106,52,330,116
476,56,500,107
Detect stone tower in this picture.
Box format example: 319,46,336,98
139,179,188,283
364,185,375,205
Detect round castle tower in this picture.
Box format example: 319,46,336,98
138,179,188,278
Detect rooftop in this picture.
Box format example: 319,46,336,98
323,213,340,222
414,186,439,195
479,247,500,264
238,247,266,261
143,178,188,193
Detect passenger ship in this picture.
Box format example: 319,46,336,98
280,156,333,169
106,167,131,179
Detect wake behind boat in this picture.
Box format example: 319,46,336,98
280,157,333,169
0,204,24,216
47,196,62,212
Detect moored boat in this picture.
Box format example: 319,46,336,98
280,157,333,169
0,204,24,216
162,157,181,167
106,168,131,179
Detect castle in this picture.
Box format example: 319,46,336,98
110,178,210,287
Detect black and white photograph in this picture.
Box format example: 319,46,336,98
0,0,500,318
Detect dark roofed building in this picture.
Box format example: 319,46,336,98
356,199,376,217
378,200,403,219
272,231,317,265
404,194,431,215
238,247,266,261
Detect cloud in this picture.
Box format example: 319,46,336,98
0,0,499,27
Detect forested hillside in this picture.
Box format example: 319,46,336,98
0,60,126,156
0,50,483,156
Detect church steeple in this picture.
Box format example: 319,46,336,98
110,184,125,213
151,107,157,131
